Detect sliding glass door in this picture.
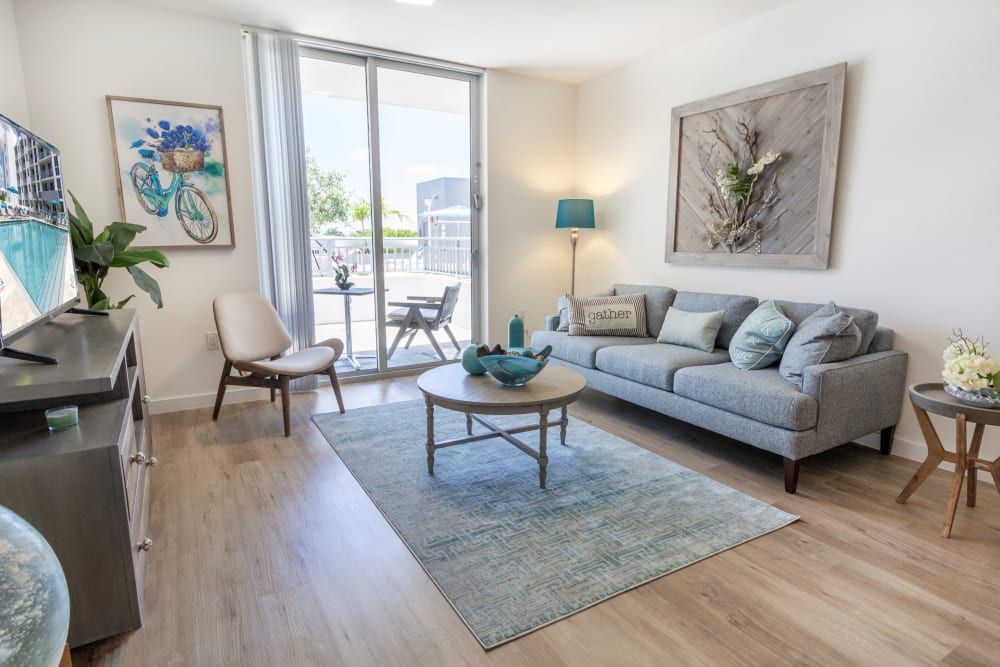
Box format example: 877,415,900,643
300,49,480,376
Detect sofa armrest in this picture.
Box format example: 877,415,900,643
801,350,909,448
544,315,560,332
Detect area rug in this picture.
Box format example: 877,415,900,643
312,400,797,649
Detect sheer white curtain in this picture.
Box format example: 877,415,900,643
243,31,317,391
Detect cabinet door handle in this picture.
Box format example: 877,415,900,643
130,452,146,465
137,538,153,552
145,457,158,467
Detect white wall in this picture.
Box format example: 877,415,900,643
484,70,577,345
14,0,262,412
576,0,1000,464
0,0,28,126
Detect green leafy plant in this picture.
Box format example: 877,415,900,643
67,192,169,310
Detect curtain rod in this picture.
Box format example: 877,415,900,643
241,24,485,76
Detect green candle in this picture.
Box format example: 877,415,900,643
45,406,78,431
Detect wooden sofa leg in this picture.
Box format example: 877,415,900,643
212,360,232,421
328,368,345,414
783,458,800,494
880,425,896,455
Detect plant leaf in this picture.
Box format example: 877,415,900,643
126,264,163,308
112,295,136,309
90,297,111,311
75,242,115,266
104,222,148,252
109,248,169,269
68,191,94,244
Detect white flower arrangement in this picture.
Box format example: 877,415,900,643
699,121,784,254
942,330,1000,397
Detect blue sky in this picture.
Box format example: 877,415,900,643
301,95,469,229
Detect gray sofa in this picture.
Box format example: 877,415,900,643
530,284,908,493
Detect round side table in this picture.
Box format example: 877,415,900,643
896,383,1000,538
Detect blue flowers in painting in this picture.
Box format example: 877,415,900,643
134,118,212,159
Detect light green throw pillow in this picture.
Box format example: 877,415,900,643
656,307,725,352
728,300,795,370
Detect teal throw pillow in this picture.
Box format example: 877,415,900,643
778,302,862,388
729,300,795,370
656,307,725,352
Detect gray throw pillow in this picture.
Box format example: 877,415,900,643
557,288,613,332
568,294,648,337
656,307,725,352
779,302,862,388
729,300,795,370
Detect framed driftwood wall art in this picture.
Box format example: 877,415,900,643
665,63,846,269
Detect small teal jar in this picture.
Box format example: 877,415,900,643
508,314,525,349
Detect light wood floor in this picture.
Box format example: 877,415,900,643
72,376,1000,666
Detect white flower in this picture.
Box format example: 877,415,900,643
747,151,783,176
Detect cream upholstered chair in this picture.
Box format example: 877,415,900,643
212,292,345,436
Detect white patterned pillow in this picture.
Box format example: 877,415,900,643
568,294,648,337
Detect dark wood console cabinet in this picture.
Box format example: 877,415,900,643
0,310,154,647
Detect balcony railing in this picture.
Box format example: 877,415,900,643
311,236,471,277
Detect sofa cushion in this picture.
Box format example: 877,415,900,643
728,300,796,370
673,364,818,431
530,330,652,369
557,288,614,331
595,343,730,391
656,308,725,352
671,292,758,349
568,294,647,337
773,300,879,355
778,302,862,388
612,284,677,337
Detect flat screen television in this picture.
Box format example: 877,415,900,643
0,112,79,364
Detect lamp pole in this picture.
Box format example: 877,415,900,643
569,227,579,295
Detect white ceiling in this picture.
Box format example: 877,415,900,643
126,0,797,84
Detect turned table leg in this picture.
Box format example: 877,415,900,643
425,397,435,476
560,406,568,446
538,408,549,489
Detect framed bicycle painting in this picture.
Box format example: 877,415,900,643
106,96,235,248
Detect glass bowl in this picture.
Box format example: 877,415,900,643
477,354,549,387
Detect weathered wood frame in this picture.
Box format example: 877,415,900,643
665,63,846,269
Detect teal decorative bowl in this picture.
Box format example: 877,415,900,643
478,354,549,387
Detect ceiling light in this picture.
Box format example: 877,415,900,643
396,0,434,5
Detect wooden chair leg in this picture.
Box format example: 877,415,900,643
327,368,345,414
279,375,291,437
783,457,800,494
59,644,72,667
212,360,232,421
404,329,419,349
443,324,461,351
269,356,279,402
387,311,415,359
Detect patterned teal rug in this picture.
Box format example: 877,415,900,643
312,400,797,649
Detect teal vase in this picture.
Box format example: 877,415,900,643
508,314,525,349
461,344,487,375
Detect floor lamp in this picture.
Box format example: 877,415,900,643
555,198,595,296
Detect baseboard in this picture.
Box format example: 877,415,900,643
149,388,269,415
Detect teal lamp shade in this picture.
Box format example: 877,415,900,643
0,504,70,667
555,198,596,229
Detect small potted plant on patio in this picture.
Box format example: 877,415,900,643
333,254,354,290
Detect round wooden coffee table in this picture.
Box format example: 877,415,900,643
417,363,586,488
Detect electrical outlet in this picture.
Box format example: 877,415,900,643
206,332,220,350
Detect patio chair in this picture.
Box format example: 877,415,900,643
386,283,462,361
212,292,345,437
